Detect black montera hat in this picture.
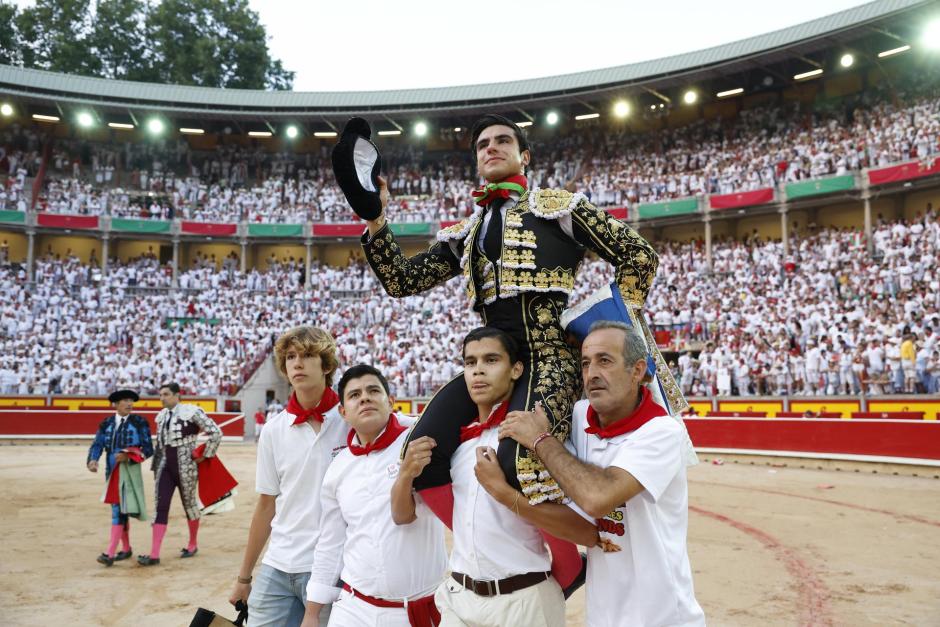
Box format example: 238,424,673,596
108,389,139,403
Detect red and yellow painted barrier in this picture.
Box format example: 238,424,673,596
868,399,940,421
687,418,940,462
0,396,218,412
790,399,860,419
716,400,785,417
0,410,242,437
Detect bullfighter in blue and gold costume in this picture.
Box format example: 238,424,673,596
87,389,153,566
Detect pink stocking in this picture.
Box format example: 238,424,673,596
150,523,168,559
187,519,199,552
106,525,123,558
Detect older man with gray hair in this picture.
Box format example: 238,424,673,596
500,321,705,627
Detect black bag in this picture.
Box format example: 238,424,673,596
188,600,248,627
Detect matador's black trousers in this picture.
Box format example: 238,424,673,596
405,292,581,501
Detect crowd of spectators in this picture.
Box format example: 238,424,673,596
1,209,937,398
648,208,940,397
4,72,937,222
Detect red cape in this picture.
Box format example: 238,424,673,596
194,443,238,507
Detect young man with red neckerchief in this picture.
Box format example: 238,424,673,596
301,364,447,627
228,326,350,627
500,321,706,627
393,327,599,627
339,113,678,593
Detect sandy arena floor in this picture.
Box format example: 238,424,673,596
1,443,938,626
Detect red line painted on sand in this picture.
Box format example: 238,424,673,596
689,505,832,627
691,480,940,528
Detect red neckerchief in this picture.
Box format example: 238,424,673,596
585,387,665,439
347,413,407,456
288,387,340,426
471,174,528,207
460,400,510,443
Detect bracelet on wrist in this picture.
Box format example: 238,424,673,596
237,575,252,584
531,432,553,451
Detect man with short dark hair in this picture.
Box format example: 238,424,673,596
500,321,705,626
138,381,222,566
406,327,598,626
301,364,446,627
340,113,677,590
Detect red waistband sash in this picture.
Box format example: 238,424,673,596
342,583,441,627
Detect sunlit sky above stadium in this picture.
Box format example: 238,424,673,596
11,0,873,91
251,0,871,92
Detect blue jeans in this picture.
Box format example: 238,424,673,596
248,563,331,627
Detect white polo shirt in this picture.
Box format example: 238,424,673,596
450,427,551,581
568,399,705,627
306,417,447,604
255,403,350,573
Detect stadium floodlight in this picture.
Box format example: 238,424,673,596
108,122,134,130
717,88,744,98
794,68,823,80
32,114,60,122
248,131,272,138
0,103,13,117
649,104,656,111
314,131,337,138
285,125,299,139
546,111,559,125
878,44,911,58
924,19,940,49
180,127,205,135
76,111,95,128
575,113,600,121
378,130,402,136
613,101,630,118
414,121,428,137
147,118,165,135
517,121,533,128
840,53,855,68
454,126,462,132
683,90,697,105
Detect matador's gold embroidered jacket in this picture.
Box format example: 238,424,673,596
362,188,658,309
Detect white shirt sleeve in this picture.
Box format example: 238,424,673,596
565,498,596,524
254,422,279,496
306,466,346,604
557,214,575,241
608,419,683,502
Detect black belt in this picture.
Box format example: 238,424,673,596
451,570,550,597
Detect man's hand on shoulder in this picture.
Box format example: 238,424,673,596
473,446,512,502
400,436,435,480
500,402,551,450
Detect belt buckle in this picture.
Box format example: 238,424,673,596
483,579,501,596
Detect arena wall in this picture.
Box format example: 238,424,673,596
253,244,307,270
321,244,361,266
735,213,783,241
183,242,240,269
904,188,940,220
0,230,28,262
0,395,217,411
0,409,243,437
815,200,873,229
113,239,165,262
36,233,101,264
686,418,940,464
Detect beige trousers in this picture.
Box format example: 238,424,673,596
434,576,565,627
